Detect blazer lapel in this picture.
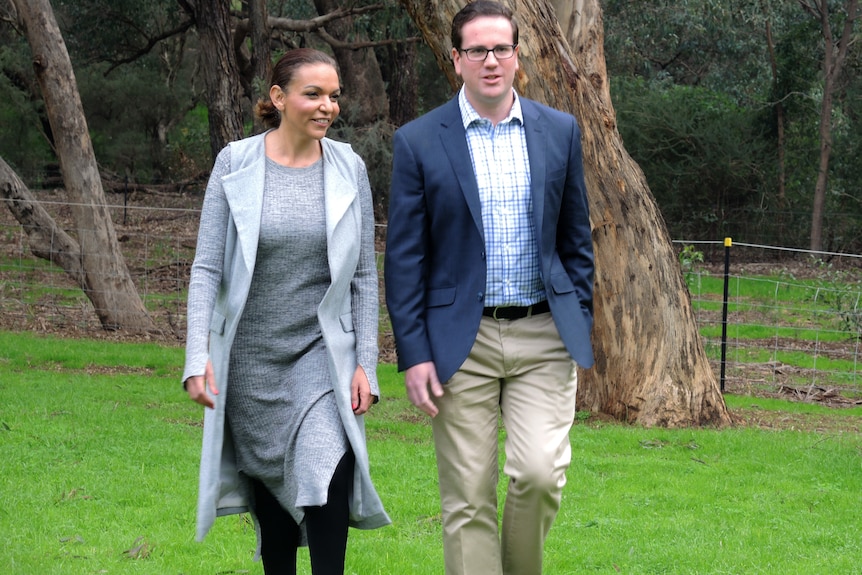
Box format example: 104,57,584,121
440,100,485,241
522,100,548,242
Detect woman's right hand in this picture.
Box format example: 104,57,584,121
185,359,219,409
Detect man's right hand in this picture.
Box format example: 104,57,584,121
404,361,444,417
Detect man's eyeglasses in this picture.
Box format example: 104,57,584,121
458,44,518,62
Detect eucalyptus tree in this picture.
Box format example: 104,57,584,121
2,0,157,332
798,0,859,251
50,0,418,162
602,1,783,243
179,0,245,156
0,0,426,335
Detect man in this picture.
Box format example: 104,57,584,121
384,1,594,574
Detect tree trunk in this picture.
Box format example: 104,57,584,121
0,156,84,286
810,76,832,252
189,0,245,157
399,0,730,427
9,0,157,332
764,17,788,242
249,0,272,134
313,0,389,124
550,0,588,45
804,0,859,251
387,41,418,127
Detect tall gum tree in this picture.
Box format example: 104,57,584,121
399,0,731,426
4,0,156,332
179,0,245,157
800,0,859,252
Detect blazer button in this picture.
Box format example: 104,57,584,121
477,292,484,301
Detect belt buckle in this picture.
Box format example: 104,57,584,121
492,305,531,320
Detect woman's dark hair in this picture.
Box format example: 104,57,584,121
451,0,519,51
255,48,340,129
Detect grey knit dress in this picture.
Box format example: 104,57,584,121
226,156,348,524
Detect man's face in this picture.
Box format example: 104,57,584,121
452,15,519,117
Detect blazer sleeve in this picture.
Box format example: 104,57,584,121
557,115,594,318
384,127,434,372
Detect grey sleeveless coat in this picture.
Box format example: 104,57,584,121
182,131,390,548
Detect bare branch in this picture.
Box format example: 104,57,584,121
797,0,820,18
233,3,386,43
104,18,196,75
267,3,385,33
1,0,20,29
100,173,209,196
315,27,424,50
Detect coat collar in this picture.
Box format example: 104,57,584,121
221,133,358,273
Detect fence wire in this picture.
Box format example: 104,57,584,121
678,239,862,402
2,195,861,400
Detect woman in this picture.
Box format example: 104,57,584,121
182,48,390,574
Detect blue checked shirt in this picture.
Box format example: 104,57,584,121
459,88,546,307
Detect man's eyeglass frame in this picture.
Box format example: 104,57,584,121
457,44,518,62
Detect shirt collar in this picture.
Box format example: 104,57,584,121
458,86,524,129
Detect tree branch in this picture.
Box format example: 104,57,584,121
0,155,84,287
315,27,424,49
104,18,196,75
797,0,820,18
233,3,386,41
267,3,386,33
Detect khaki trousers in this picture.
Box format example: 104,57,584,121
431,312,579,575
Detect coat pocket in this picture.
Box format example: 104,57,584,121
210,311,226,335
426,286,456,308
550,272,575,294
339,312,355,333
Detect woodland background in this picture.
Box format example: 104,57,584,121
1,0,860,254
2,0,861,426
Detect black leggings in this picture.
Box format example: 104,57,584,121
251,449,355,575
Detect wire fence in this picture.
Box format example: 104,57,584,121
2,192,861,402
676,239,862,403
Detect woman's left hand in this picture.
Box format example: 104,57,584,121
351,366,376,415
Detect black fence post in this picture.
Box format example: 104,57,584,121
720,237,732,392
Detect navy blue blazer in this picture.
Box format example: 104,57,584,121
384,96,595,383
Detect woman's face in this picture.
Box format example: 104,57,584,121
272,62,341,141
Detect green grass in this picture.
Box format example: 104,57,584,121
699,323,850,342
0,254,187,317
688,269,862,394
2,332,861,574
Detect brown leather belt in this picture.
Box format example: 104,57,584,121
482,300,550,320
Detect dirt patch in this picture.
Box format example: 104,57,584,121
727,404,862,433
